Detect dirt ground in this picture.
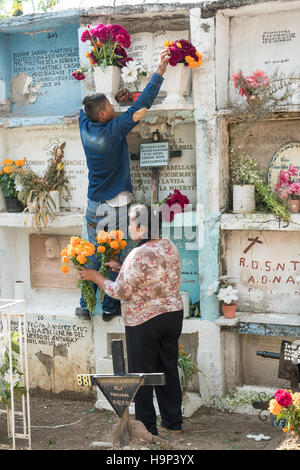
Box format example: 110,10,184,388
0,394,287,451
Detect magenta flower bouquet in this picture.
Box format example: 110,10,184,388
274,165,300,200
164,39,202,69
72,23,133,81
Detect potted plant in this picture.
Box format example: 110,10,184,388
230,151,262,214
162,39,203,105
0,158,25,212
268,389,300,449
72,23,133,104
0,331,27,406
14,143,70,233
217,284,239,319
121,61,150,102
177,344,201,394
274,164,300,214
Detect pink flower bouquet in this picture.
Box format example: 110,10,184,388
232,69,269,98
274,165,300,200
164,39,203,69
72,23,133,81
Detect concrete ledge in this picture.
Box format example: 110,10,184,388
221,213,300,232
216,312,300,337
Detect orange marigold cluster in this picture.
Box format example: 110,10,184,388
96,229,127,255
0,158,26,175
60,236,95,273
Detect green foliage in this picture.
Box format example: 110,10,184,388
0,172,18,198
38,0,59,12
178,345,201,391
0,332,26,405
230,151,262,185
255,179,290,222
229,150,290,222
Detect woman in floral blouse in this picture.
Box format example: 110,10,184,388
79,204,184,436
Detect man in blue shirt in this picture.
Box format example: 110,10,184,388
76,49,170,320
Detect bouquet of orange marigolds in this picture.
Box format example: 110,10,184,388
268,389,300,434
60,236,96,317
96,229,127,300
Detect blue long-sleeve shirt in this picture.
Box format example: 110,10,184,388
79,72,164,202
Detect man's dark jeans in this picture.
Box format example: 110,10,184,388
80,200,129,314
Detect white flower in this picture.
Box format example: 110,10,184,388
217,285,239,305
121,61,138,84
4,370,20,387
15,183,23,193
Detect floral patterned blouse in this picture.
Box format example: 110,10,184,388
103,238,183,327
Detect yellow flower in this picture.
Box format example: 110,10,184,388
110,240,119,250
2,158,13,166
85,52,90,58
292,392,300,405
97,245,106,253
61,265,69,274
56,162,63,171
77,254,87,265
62,256,69,264
0,171,3,175
120,240,127,250
60,248,67,257
164,40,171,48
3,166,14,174
15,159,25,167
268,398,283,416
176,42,182,48
67,247,76,257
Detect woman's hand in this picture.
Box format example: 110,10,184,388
105,260,121,273
78,267,98,282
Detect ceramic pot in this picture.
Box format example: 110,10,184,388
49,190,60,213
162,63,190,106
131,92,142,102
287,199,300,214
93,65,121,105
5,197,23,213
233,184,255,214
222,303,237,319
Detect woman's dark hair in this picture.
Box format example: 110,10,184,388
129,204,162,246
82,93,107,121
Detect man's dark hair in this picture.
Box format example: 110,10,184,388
82,93,107,121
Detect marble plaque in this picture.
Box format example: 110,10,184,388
230,10,300,105
29,234,79,289
131,122,197,207
6,123,88,211
225,230,300,314
267,142,300,188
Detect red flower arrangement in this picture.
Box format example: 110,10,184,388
72,23,133,81
232,69,269,98
161,189,190,222
164,39,203,69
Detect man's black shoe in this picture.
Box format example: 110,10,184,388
102,306,121,322
75,307,91,320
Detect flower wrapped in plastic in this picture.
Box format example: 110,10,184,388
96,229,127,300
73,23,132,80
60,237,96,317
